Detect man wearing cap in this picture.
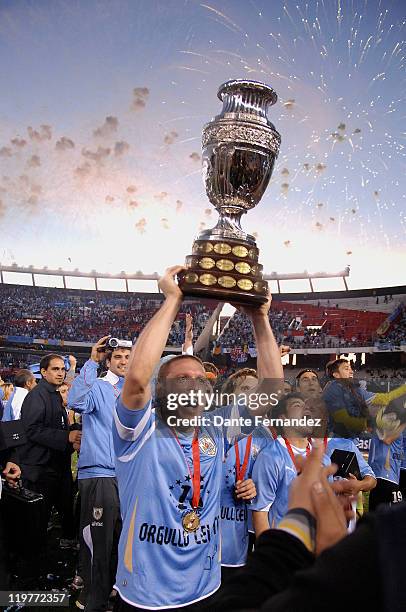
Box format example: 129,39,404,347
112,265,283,611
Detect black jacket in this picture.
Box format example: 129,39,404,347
19,379,71,481
210,503,406,612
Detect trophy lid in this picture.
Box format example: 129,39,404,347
217,79,278,106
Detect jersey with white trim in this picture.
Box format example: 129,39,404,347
251,437,330,528
327,437,376,479
401,431,406,470
368,434,403,483
113,400,251,609
220,427,272,567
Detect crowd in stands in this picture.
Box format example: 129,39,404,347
0,284,405,352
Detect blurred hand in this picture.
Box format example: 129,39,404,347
333,473,361,496
279,345,291,357
159,265,184,301
3,462,21,487
90,335,111,363
288,441,337,515
311,475,351,555
68,354,77,369
235,478,257,501
69,430,82,446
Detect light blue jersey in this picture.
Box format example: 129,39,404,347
220,427,272,567
251,438,330,528
401,431,406,470
368,434,403,484
327,437,375,479
113,400,252,609
68,360,124,479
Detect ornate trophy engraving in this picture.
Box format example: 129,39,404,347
178,79,281,304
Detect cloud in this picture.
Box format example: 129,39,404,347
93,116,119,138
135,217,147,233
30,184,42,195
55,137,75,151
27,155,41,168
81,146,110,163
11,138,27,148
74,162,92,178
131,87,149,111
114,141,130,157
189,152,200,162
27,195,38,206
0,147,12,157
154,191,168,200
164,131,178,145
27,124,52,142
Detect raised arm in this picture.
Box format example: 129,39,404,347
121,266,183,410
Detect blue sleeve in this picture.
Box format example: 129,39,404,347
67,359,99,414
1,396,13,422
358,388,376,403
113,397,155,461
250,449,281,512
322,382,345,414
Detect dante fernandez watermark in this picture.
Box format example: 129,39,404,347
166,390,280,412
166,414,322,429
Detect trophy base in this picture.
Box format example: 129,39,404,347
178,238,268,306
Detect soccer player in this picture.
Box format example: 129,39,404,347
68,336,131,612
112,265,283,610
251,393,330,538
368,431,404,511
322,358,406,439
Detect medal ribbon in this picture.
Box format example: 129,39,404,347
283,437,328,473
283,437,311,473
173,428,201,510
234,435,252,482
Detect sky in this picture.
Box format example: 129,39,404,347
0,0,405,290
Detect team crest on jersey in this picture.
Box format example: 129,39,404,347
251,444,260,460
93,507,103,520
199,434,217,456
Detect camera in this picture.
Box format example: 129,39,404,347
107,338,133,349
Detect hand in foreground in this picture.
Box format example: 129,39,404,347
288,443,353,555
90,335,111,363
235,478,257,501
3,462,21,487
158,265,185,301
185,313,193,343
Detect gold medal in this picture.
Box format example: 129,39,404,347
182,511,201,533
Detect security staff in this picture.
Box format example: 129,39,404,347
19,353,81,581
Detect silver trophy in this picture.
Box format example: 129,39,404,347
178,79,281,304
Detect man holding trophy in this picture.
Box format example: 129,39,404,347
111,80,283,611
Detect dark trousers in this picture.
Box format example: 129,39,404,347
369,478,403,512
78,477,122,612
399,469,406,500
20,466,74,580
0,501,10,589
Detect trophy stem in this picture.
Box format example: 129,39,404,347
198,209,256,245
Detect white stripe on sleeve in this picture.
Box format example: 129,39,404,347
114,401,152,441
